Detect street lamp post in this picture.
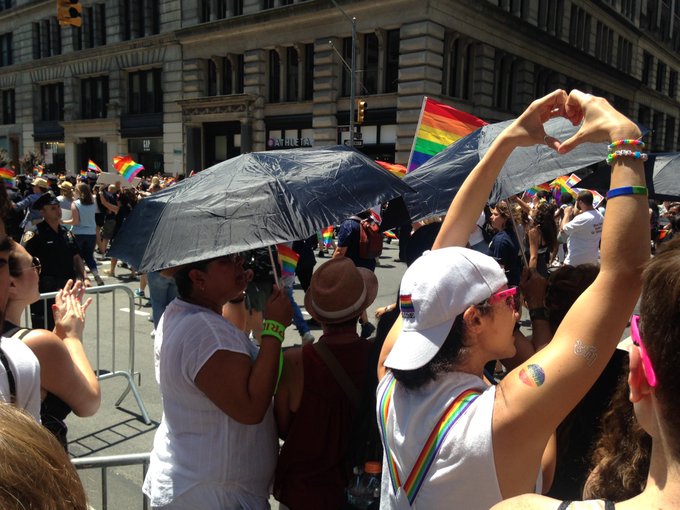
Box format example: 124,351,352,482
330,0,356,147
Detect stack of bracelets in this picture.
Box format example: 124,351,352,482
605,139,648,200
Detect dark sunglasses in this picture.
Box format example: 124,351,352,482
15,256,41,276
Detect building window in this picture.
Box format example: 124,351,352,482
595,21,613,65
303,43,314,100
494,51,516,112
81,76,109,119
40,83,64,121
95,3,106,46
269,50,280,103
652,111,663,151
641,51,653,86
262,0,274,9
384,29,399,93
656,62,667,93
497,0,528,18
33,21,60,59
445,36,473,100
616,36,632,74
207,60,218,96
538,0,563,36
621,0,636,21
0,32,11,66
233,0,243,16
341,37,351,97
199,0,211,22
670,70,678,98
363,33,379,95
84,6,94,48
0,1,13,11
569,6,591,52
128,69,162,114
665,116,675,151
206,55,244,96
286,47,299,102
1,89,14,124
122,0,160,40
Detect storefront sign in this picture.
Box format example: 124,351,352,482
267,137,313,149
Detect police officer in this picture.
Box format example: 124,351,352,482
22,191,88,329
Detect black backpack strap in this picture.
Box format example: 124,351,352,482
604,501,615,510
556,503,572,510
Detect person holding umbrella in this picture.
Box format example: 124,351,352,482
143,253,293,509
377,89,649,509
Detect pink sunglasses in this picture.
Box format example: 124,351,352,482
486,286,520,312
630,315,657,388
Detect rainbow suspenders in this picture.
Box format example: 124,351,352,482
378,374,481,506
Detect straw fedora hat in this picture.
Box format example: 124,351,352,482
58,181,73,190
32,177,48,188
304,257,378,325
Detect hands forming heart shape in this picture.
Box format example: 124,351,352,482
507,89,642,155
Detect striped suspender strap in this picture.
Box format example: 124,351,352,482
378,373,481,506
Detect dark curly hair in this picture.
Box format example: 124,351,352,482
544,264,600,333
532,202,558,256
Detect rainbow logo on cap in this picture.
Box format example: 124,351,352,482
400,294,415,319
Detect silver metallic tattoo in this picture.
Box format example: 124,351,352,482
573,340,598,367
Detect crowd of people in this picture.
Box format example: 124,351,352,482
0,89,679,510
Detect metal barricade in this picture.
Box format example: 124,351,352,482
73,453,150,510
26,284,151,424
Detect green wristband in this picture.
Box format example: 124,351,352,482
262,319,286,343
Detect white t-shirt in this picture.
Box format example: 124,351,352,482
562,209,604,266
143,298,278,509
0,336,41,422
377,371,506,510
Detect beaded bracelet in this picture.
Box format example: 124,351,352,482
606,150,648,165
608,139,645,151
262,319,286,343
606,186,648,200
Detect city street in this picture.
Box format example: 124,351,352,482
65,242,407,509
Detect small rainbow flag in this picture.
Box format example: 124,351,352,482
407,97,486,173
277,244,299,278
400,294,415,318
87,159,102,173
33,165,44,177
113,155,144,182
0,167,15,188
376,160,407,179
79,170,87,177
165,177,176,186
384,230,398,240
525,182,552,197
322,226,334,248
550,175,578,200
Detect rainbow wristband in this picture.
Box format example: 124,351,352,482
606,186,648,200
606,150,648,165
608,139,645,151
262,319,286,343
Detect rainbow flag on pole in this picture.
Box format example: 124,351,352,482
277,244,299,278
376,160,407,179
407,97,487,173
0,167,15,188
88,159,102,173
322,226,334,248
113,155,144,182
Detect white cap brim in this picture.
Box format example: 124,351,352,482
384,317,456,371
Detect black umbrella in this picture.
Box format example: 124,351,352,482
393,117,613,223
579,152,680,201
108,146,414,273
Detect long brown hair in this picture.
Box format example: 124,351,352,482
76,182,94,205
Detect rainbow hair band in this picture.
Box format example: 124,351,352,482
378,373,480,505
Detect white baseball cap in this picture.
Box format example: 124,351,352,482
384,246,507,371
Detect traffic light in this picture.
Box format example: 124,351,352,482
57,0,82,27
356,99,367,125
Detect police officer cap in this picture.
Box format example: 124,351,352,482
32,191,60,210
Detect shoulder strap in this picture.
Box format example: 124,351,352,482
0,341,16,404
5,327,30,340
312,342,360,408
378,373,481,506
604,501,615,510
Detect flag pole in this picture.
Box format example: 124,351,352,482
406,96,428,173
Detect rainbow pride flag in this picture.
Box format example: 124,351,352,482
88,159,102,173
550,175,578,200
113,155,144,182
384,230,398,240
0,167,15,188
322,226,334,248
376,160,407,179
33,165,44,177
407,97,486,173
277,244,299,278
79,170,87,178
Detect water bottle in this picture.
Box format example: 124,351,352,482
363,461,382,509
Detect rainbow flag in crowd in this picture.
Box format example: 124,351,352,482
525,182,552,197
0,167,15,188
550,175,578,200
113,155,144,182
322,226,334,248
79,170,87,178
376,160,407,179
87,159,102,173
277,244,299,278
407,97,487,173
384,230,398,240
33,165,44,177
165,177,176,186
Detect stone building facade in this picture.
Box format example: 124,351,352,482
0,0,677,175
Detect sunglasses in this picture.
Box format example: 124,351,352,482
14,256,41,276
630,315,657,388
485,286,521,313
